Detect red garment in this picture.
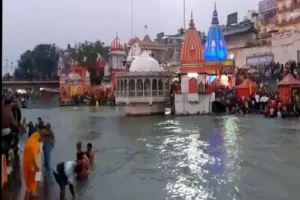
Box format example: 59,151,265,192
270,100,277,108
77,159,89,180
282,97,290,107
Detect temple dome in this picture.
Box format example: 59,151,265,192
110,36,125,51
68,71,81,81
180,11,204,64
130,51,161,72
204,3,227,61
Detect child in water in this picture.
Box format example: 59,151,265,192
85,143,95,164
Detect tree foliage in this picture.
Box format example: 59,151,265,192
14,44,59,80
69,40,110,85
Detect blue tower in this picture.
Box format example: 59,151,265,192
204,3,227,61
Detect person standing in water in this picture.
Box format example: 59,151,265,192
76,152,89,180
38,117,44,128
21,117,27,135
53,161,82,199
27,121,34,138
76,142,82,158
22,131,43,199
42,123,55,170
85,143,95,164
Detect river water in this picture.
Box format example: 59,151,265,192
3,107,300,200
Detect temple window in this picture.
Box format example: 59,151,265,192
144,79,151,96
152,79,157,96
158,79,163,96
129,79,135,97
137,79,143,97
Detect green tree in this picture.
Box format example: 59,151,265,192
69,40,110,85
15,44,59,80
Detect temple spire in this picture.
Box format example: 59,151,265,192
189,10,195,28
211,2,219,25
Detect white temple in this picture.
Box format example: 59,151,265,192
115,51,171,116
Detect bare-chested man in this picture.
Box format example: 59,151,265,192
2,99,19,159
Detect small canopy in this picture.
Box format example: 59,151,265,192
236,78,257,88
277,74,300,86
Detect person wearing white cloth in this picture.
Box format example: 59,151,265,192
53,161,81,199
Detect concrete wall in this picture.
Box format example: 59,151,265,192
125,102,165,115
226,33,257,50
228,31,300,67
174,93,215,115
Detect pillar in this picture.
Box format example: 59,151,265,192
142,78,145,97
134,79,137,97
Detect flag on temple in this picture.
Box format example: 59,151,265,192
144,25,147,29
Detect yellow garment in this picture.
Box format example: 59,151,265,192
22,132,41,193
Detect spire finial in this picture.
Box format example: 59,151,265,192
116,32,118,37
189,10,195,28
211,2,219,25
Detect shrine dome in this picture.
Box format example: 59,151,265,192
180,11,204,65
110,36,125,51
130,51,161,72
68,71,81,81
204,3,227,61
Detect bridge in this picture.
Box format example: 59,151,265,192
2,80,59,89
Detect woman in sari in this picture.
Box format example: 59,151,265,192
22,131,42,198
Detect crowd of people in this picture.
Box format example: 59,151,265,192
2,97,95,199
170,61,300,118
236,60,300,85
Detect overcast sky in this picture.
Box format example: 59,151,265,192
3,0,260,73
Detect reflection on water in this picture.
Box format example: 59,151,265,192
3,107,300,200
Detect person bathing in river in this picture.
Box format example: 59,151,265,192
76,152,89,180
53,160,82,199
27,121,34,138
85,143,95,164
42,123,55,170
76,142,83,158
21,117,27,135
38,117,44,128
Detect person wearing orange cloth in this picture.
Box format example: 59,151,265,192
22,131,42,198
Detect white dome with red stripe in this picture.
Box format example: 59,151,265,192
110,36,125,51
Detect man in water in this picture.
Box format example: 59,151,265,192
85,143,95,164
53,161,82,199
38,117,44,128
2,99,20,160
76,142,82,158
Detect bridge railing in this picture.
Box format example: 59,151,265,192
2,76,59,82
